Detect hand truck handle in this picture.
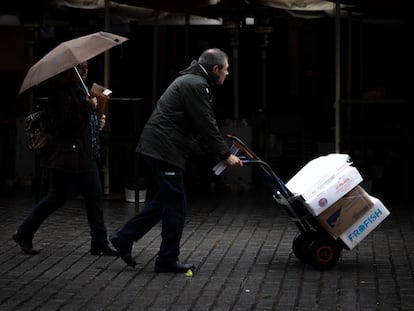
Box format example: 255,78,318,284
226,134,294,199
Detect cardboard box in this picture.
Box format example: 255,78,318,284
339,197,390,250
316,185,373,238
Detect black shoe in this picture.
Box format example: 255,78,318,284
110,235,136,267
12,231,40,255
90,242,119,256
154,258,195,273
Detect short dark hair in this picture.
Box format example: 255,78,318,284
198,48,228,69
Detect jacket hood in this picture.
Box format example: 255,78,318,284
178,60,216,87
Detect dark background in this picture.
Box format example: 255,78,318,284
1,1,413,205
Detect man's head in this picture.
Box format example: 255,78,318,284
198,48,229,85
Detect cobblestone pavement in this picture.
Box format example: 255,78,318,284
0,189,413,311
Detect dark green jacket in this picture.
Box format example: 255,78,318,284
137,60,231,169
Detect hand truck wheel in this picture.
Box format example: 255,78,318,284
305,237,342,270
292,231,320,263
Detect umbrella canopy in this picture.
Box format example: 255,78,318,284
19,31,129,95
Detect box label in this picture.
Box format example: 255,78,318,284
339,197,390,250
345,207,386,243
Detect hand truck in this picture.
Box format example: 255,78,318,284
226,134,346,270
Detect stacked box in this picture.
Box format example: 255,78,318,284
339,197,390,250
286,154,390,249
316,185,373,238
315,185,390,249
304,166,363,216
286,154,363,216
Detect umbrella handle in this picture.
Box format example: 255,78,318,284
73,66,91,97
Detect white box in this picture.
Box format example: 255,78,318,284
287,153,353,201
339,197,390,250
304,166,363,216
286,154,362,216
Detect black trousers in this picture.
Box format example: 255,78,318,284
18,160,108,244
116,155,186,263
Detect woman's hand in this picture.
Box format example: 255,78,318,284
86,96,98,110
99,114,106,131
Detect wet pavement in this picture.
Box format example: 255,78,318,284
0,188,413,311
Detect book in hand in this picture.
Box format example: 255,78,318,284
90,83,112,118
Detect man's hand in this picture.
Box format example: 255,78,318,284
224,154,243,168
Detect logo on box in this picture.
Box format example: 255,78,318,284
318,197,328,207
335,176,351,191
346,208,385,242
326,207,342,228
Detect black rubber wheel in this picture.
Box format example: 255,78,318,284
305,238,342,270
292,231,319,263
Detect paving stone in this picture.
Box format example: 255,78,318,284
0,190,413,310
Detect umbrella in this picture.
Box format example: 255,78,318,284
18,31,129,95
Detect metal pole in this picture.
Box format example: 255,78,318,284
255,26,273,111
103,0,110,195
74,66,90,96
152,13,159,109
224,21,241,120
334,0,341,153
